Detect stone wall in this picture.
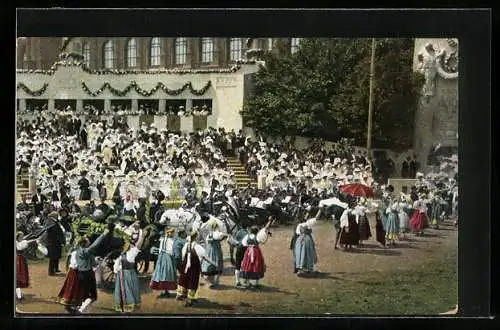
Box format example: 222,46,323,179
412,38,459,171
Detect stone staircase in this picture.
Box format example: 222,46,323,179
16,174,31,203
226,157,257,189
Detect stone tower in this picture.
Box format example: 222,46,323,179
412,38,459,171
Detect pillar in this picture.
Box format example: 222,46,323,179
181,115,193,133
186,99,193,113
76,99,83,112
104,99,111,113
18,99,26,113
132,99,138,114
158,99,166,114
48,99,55,112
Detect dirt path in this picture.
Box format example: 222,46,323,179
16,216,458,315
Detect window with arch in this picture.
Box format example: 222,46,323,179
83,43,91,67
201,37,214,64
103,40,115,69
127,38,138,68
229,38,244,61
291,38,301,54
175,37,188,65
150,37,161,66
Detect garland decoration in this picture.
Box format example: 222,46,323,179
81,81,212,97
16,59,256,76
16,83,49,96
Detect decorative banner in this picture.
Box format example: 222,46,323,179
16,83,49,96
81,81,212,97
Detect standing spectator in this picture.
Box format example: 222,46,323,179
31,188,47,216
40,213,66,276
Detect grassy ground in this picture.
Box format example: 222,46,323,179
17,218,457,315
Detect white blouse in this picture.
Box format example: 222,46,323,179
242,229,268,246
113,246,141,273
159,237,174,255
16,240,29,251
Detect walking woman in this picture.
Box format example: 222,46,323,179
149,227,178,298
409,194,430,235
354,198,372,247
397,195,412,240
233,220,249,286
113,230,145,313
16,232,38,301
200,220,228,289
384,198,400,246
176,230,218,307
57,249,84,313
339,201,360,251
294,218,318,276
240,217,274,288
375,204,387,248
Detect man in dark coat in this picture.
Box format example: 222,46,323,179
31,188,47,216
40,213,66,276
80,126,88,148
78,171,91,201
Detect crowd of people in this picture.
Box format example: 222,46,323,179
15,111,458,314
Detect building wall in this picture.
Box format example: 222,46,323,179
16,63,260,132
412,38,459,171
17,37,284,71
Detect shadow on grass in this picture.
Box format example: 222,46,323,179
190,297,235,311
17,294,61,306
222,266,235,276
297,271,344,281
243,284,299,296
206,284,237,291
393,243,420,249
357,248,403,256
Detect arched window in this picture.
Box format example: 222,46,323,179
150,37,161,66
201,37,214,64
229,38,244,61
291,38,301,54
83,43,91,68
127,38,137,68
175,37,187,65
103,40,114,69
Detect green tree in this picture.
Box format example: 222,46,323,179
241,38,424,150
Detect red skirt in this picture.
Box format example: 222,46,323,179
16,255,29,288
240,246,265,280
409,210,429,231
57,268,85,306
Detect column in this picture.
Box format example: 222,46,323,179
48,99,55,112
132,99,138,114
18,99,26,113
104,99,111,113
76,99,83,112
181,115,193,133
186,98,193,113
158,99,166,114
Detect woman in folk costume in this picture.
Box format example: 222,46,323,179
176,230,218,307
373,202,387,247
16,232,38,300
430,193,446,229
353,197,372,247
384,197,400,246
170,173,180,200
74,227,112,314
294,218,318,276
232,220,249,286
113,228,145,313
123,192,137,217
240,217,274,288
57,249,85,314
200,220,228,288
104,172,116,201
409,194,430,235
149,227,178,298
397,194,412,240
339,201,360,250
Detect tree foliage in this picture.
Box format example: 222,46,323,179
241,38,424,150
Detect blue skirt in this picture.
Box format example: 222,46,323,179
149,252,177,291
294,235,318,272
114,269,141,312
385,212,399,234
201,240,224,276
